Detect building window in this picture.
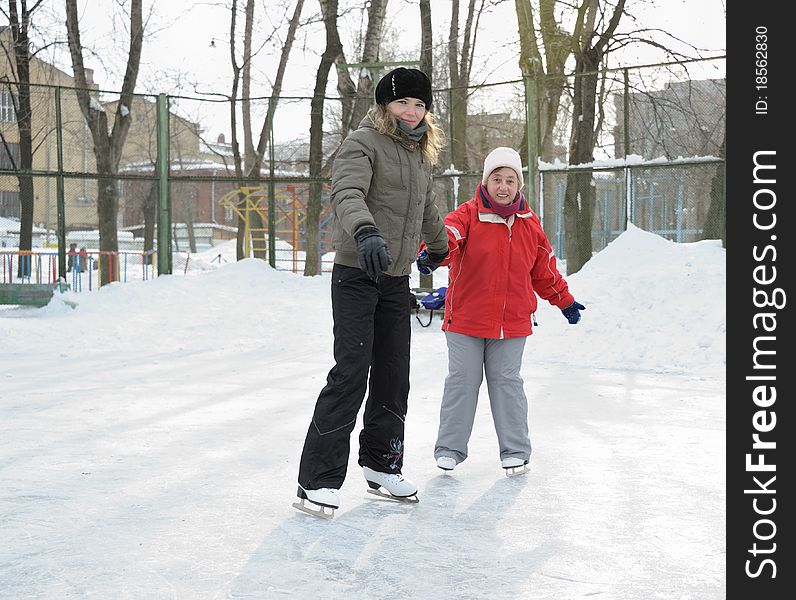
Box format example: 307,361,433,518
0,90,17,122
0,190,20,218
0,142,20,169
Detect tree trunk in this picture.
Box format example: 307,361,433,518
702,133,725,246
419,0,433,78
334,0,387,138
564,55,598,274
6,2,38,278
143,181,157,266
174,183,198,254
305,0,343,276
353,0,388,131
418,0,435,291
515,0,573,226
225,0,247,260
242,0,256,164
563,0,625,274
448,0,471,210
252,0,305,167
537,0,570,163
239,0,269,260
236,213,247,259
65,0,143,285
226,0,304,262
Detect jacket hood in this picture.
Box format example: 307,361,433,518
358,115,376,130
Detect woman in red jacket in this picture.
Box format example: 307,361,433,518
417,147,585,476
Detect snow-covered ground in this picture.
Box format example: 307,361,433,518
1,224,726,599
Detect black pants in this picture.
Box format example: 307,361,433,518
298,264,411,491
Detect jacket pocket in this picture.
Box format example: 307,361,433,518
376,158,407,190
333,264,369,287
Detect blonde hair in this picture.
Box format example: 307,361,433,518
366,104,446,165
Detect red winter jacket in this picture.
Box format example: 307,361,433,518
438,185,574,339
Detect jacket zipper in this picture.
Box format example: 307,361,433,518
500,219,513,339
395,140,415,270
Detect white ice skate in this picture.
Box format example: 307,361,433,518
501,457,529,477
436,456,457,472
362,466,419,503
292,486,340,519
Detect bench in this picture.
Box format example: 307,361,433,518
0,282,70,307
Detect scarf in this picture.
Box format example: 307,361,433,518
396,119,427,143
477,182,525,218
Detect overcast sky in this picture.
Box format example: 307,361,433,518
76,0,726,89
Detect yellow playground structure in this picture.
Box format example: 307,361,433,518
218,184,334,271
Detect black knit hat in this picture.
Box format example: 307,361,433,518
375,67,433,112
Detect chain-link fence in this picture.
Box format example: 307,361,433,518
0,56,724,290
538,160,724,258
534,58,726,257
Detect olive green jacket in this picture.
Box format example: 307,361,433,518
330,116,449,276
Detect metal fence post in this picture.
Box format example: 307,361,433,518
156,93,172,275
55,86,67,279
268,98,276,268
523,76,539,211
623,68,630,157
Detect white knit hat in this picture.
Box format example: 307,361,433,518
482,147,524,189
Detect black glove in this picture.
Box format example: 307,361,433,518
416,248,449,275
354,226,392,280
561,300,585,324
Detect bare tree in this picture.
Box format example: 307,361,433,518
249,0,305,176
562,0,624,274
240,0,256,166
65,0,144,285
514,0,572,165
141,180,157,264
304,0,343,276
514,1,719,269
447,0,483,210
1,0,45,277
292,0,390,275
326,0,388,153
223,0,304,260
225,0,247,260
249,0,305,260
419,0,433,78
702,132,725,246
346,0,388,135
418,0,435,291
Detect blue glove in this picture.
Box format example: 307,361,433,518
561,300,585,324
416,248,449,275
354,226,392,280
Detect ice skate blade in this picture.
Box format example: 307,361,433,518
292,499,335,519
366,488,420,503
504,465,529,477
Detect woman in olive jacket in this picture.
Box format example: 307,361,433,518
295,68,449,517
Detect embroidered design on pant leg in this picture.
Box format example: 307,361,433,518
383,438,404,470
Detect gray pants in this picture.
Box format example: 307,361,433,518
434,331,532,465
